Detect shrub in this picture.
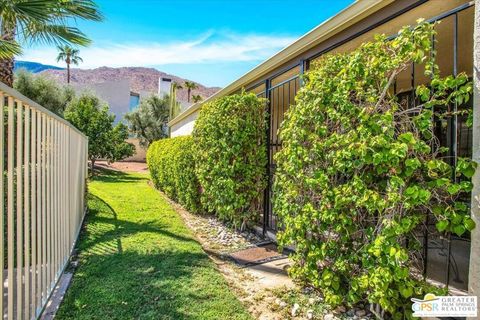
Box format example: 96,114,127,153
64,92,134,170
14,70,75,116
193,93,267,230
124,95,170,148
274,21,475,318
147,136,201,212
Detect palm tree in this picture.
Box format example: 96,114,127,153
0,0,103,87
169,82,183,119
171,82,183,92
184,81,198,103
192,94,203,103
56,46,83,83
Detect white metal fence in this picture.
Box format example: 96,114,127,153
0,82,88,319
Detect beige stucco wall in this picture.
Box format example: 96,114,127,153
170,110,198,137
123,138,147,162
74,79,132,123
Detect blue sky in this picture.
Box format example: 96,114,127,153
22,0,354,87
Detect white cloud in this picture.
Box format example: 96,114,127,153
20,31,296,68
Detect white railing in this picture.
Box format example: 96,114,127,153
0,82,88,319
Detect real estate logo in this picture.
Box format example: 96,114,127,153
411,293,477,317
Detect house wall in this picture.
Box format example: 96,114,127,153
170,110,198,137
123,138,147,162
74,79,131,123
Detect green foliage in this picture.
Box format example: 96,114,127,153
56,45,83,66
170,82,183,119
192,94,203,103
13,70,75,115
56,170,252,319
64,92,134,168
184,80,198,102
274,21,475,317
147,136,201,212
0,38,21,59
0,0,103,58
125,95,170,148
193,93,267,229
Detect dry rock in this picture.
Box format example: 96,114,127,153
355,309,367,317
334,305,346,313
324,314,336,320
306,309,314,319
291,303,300,317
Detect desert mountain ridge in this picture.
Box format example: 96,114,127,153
38,65,221,102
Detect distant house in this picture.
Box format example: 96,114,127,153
75,77,192,123
129,92,140,111
73,79,154,122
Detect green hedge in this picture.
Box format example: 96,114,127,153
147,93,266,230
193,93,267,229
147,136,201,212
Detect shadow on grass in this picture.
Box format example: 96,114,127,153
56,167,252,320
81,194,198,256
91,167,146,183
56,190,251,320
57,250,240,319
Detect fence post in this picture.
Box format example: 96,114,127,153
0,82,88,319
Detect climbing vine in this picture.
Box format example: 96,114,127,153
274,20,475,318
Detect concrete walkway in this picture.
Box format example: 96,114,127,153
244,257,294,289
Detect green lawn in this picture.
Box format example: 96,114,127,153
56,170,252,320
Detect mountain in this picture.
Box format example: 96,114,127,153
41,66,221,102
14,60,64,73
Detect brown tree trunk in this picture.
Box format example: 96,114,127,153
67,63,70,83
90,158,96,176
0,56,14,87
0,28,15,87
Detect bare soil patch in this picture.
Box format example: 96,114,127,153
95,161,148,173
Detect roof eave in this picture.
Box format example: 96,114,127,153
168,0,394,127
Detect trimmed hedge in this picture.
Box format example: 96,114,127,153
193,93,267,229
147,93,267,230
147,136,201,212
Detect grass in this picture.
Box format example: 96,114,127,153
56,169,253,320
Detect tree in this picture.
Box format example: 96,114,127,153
170,82,183,118
192,94,203,103
13,69,75,115
124,94,170,148
184,80,198,103
56,45,83,83
64,92,134,172
0,0,103,86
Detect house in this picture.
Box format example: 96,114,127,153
73,79,152,123
168,0,480,299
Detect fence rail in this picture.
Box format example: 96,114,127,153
0,82,88,319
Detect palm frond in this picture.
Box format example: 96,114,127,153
22,23,92,47
71,56,83,64
58,0,104,22
0,38,22,59
0,0,56,29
